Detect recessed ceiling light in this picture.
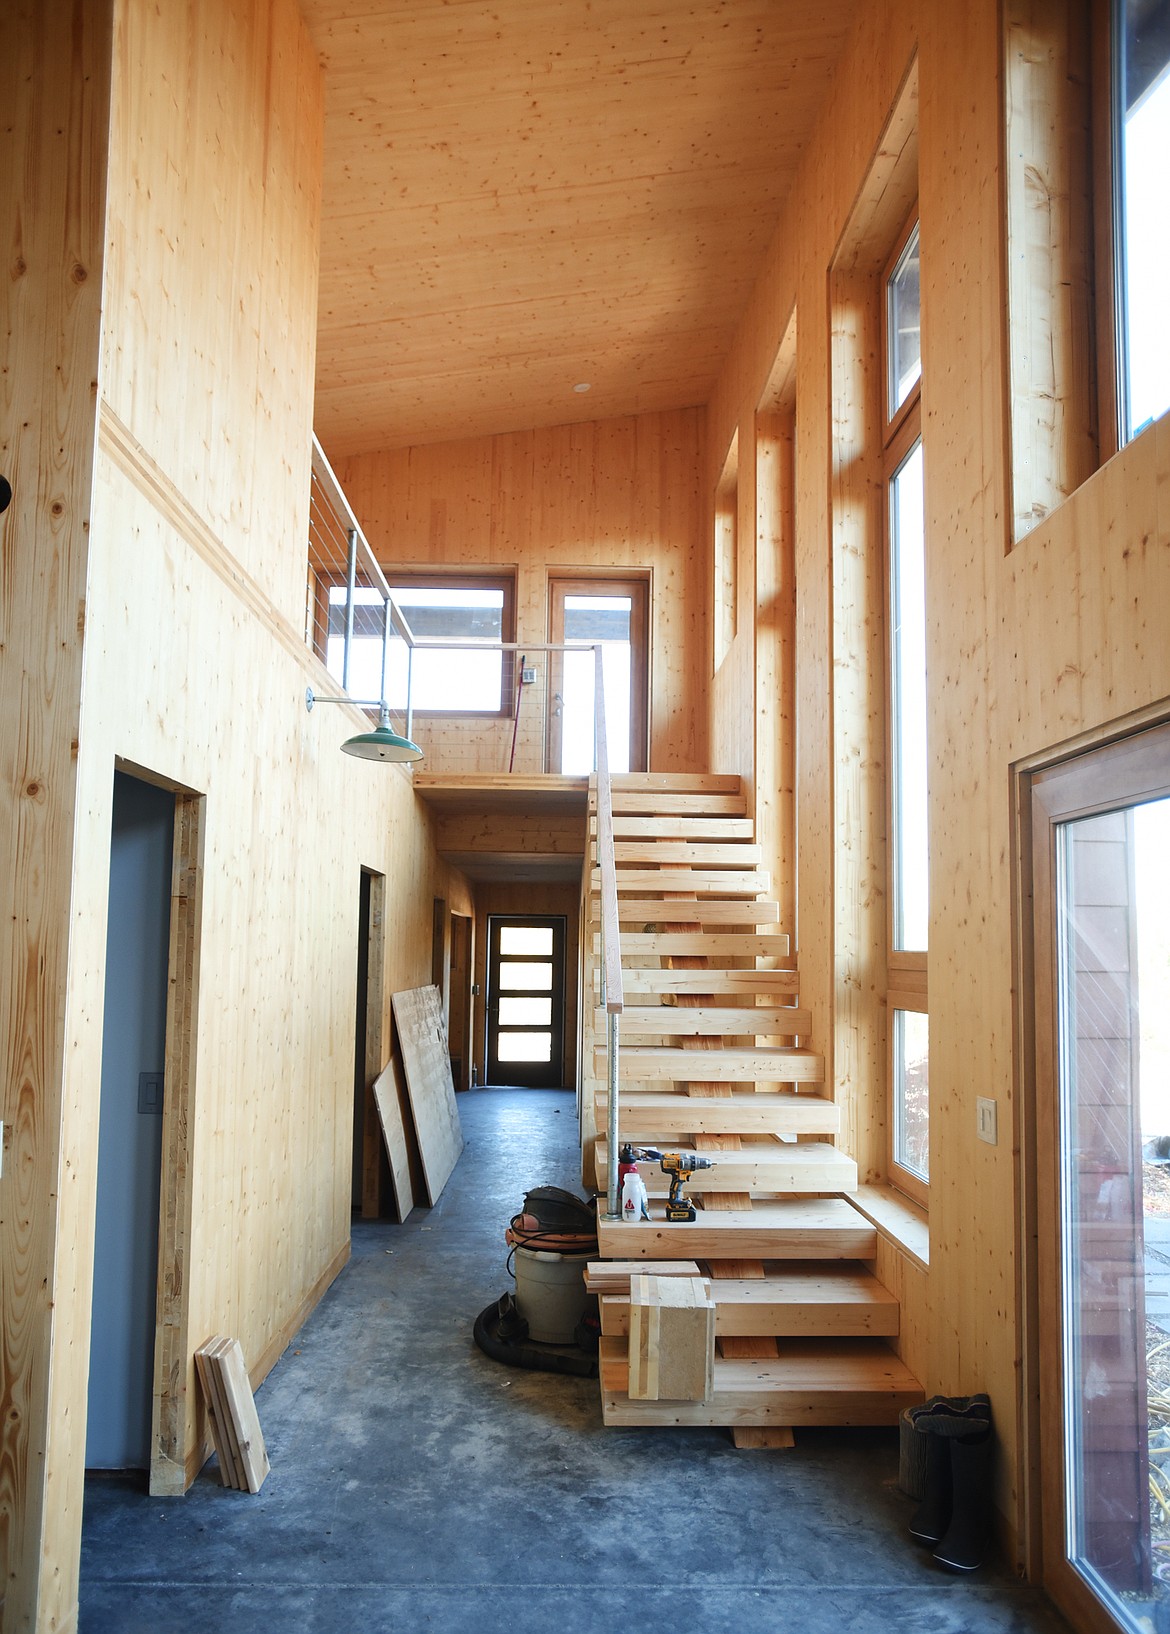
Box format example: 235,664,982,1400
572,382,591,393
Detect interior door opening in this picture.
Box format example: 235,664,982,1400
485,915,567,1089
356,869,388,1219
86,771,174,1473
1028,724,1170,1634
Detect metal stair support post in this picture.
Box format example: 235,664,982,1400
593,643,624,1219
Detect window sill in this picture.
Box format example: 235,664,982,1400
848,1183,929,1272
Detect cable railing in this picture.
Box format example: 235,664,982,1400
308,435,623,775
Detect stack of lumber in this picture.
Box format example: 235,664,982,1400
195,1336,270,1492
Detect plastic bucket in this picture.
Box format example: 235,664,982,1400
514,1246,591,1344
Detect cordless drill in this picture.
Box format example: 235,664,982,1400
658,1151,715,1222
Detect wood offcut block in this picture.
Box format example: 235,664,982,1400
195,1334,270,1493
627,1274,715,1403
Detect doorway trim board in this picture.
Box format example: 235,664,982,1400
146,782,205,1497
360,870,388,1219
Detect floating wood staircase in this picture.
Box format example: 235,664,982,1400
582,772,921,1437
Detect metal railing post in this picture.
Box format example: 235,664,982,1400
342,526,358,692
405,646,415,743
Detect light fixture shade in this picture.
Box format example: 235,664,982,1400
341,726,423,762
340,704,422,762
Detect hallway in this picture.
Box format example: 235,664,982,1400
80,1089,1068,1633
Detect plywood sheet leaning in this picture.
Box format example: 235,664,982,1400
372,1055,415,1222
627,1274,715,1403
391,985,464,1206
195,1335,269,1492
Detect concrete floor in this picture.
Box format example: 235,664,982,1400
80,1087,1071,1634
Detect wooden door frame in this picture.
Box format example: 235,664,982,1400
1018,719,1170,1629
359,869,387,1219
485,913,568,1088
547,572,650,773
448,911,474,1092
110,762,206,1497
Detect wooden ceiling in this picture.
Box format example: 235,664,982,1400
301,0,858,457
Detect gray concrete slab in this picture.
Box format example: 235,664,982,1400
79,1088,1069,1634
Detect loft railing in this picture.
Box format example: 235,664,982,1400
308,436,614,774
593,645,624,1218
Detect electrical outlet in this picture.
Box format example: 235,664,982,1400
976,1096,997,1145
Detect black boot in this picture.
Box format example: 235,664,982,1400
933,1431,992,1572
908,1432,952,1545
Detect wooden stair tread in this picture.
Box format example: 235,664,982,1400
596,1089,840,1136
593,869,770,896
606,773,744,791
593,899,782,925
599,1336,921,1426
610,841,763,866
612,969,799,994
599,1264,900,1338
597,1198,875,1260
597,1045,823,1082
595,1139,856,1195
598,816,756,839
607,932,790,958
610,1005,812,1037
596,792,749,816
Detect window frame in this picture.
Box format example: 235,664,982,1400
383,570,517,719
882,206,930,1207
1101,0,1170,447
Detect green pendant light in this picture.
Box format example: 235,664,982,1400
305,689,422,762
341,702,422,762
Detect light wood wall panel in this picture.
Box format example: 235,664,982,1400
0,4,114,1628
706,0,1170,1564
102,0,324,632
3,2,471,1627
336,411,709,773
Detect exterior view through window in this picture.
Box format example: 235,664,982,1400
1052,794,1170,1631
323,578,513,712
1116,0,1170,440
547,576,648,775
884,214,929,1197
1031,730,1170,1634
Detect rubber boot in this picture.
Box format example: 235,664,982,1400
932,1432,992,1572
908,1432,952,1545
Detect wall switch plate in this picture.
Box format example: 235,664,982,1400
138,1071,164,1114
976,1096,997,1145
521,666,536,685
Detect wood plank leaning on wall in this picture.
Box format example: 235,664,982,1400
0,3,114,1628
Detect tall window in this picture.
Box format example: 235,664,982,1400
884,215,929,1201
1113,0,1170,441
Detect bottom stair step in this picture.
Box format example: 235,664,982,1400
599,1263,899,1340
599,1335,922,1428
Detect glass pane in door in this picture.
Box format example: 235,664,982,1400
1056,795,1170,1628
559,596,633,774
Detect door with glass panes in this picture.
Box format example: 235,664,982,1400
485,916,566,1088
